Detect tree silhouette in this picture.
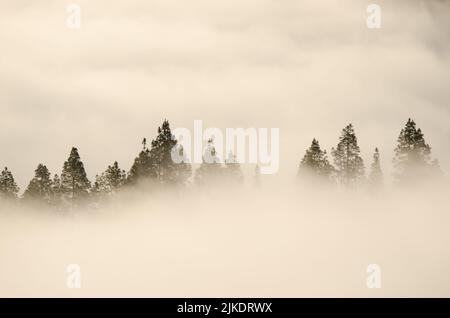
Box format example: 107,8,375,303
128,120,191,185
61,147,91,206
298,138,334,182
331,124,365,187
393,119,440,185
149,120,179,183
127,138,157,184
23,164,53,204
92,161,126,200
0,167,19,200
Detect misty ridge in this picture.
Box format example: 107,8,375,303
0,117,446,213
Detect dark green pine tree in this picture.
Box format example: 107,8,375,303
149,120,179,184
60,147,91,205
0,167,20,200
127,138,157,184
104,161,126,190
298,138,334,182
195,138,223,186
368,148,383,189
331,124,365,187
23,164,53,204
128,121,191,185
92,161,126,199
393,119,440,185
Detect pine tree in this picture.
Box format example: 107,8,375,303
92,161,126,199
148,120,179,184
368,148,383,189
51,174,62,207
127,138,157,184
60,147,91,205
128,120,192,185
298,138,334,182
104,161,126,191
91,174,107,202
195,138,223,185
393,119,439,184
23,164,53,204
331,124,365,187
0,167,19,200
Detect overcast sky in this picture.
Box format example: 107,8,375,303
1,0,449,188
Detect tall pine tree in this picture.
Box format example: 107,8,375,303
331,124,365,187
127,138,157,184
298,138,334,182
60,147,91,205
92,161,126,199
128,120,191,185
393,119,440,184
23,164,53,204
149,120,180,184
0,167,19,200
104,161,126,191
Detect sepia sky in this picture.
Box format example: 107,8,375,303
1,0,450,188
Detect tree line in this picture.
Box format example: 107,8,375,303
297,119,442,188
0,120,244,209
0,118,444,208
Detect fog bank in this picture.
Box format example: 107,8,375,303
1,182,450,297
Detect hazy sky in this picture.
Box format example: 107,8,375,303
1,0,449,188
